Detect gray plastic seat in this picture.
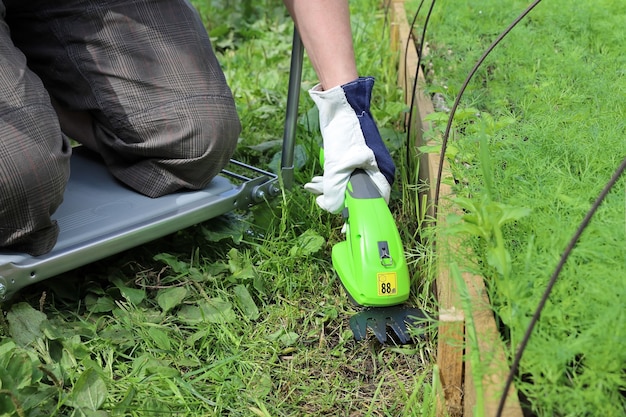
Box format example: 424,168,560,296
0,146,279,301
0,29,304,302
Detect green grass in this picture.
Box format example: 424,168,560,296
408,0,626,415
0,1,438,416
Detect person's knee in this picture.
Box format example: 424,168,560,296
153,96,241,192
0,105,71,254
170,96,241,164
98,96,241,197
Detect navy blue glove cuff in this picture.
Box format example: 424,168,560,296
341,77,395,186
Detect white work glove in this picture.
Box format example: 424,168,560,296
305,77,395,213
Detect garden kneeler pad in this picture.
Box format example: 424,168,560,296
0,29,307,302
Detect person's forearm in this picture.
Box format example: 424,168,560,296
283,0,358,90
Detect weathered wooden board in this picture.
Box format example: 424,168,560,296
389,2,524,416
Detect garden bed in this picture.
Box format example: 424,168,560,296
390,2,523,415
397,0,626,416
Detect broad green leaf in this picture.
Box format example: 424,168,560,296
253,104,279,118
379,126,403,152
129,354,178,379
233,285,260,320
418,144,442,154
446,214,486,239
99,325,134,348
6,302,47,347
145,363,179,378
227,248,258,281
424,111,450,123
247,373,273,398
267,329,299,347
147,327,172,351
0,350,35,391
453,107,480,122
299,105,320,135
279,332,299,347
154,253,190,274
200,298,236,323
69,368,107,411
0,340,16,358
18,385,58,414
209,24,230,38
177,305,203,324
0,393,16,413
111,278,145,305
266,329,283,342
178,299,235,324
157,287,188,313
41,319,72,341
320,306,339,322
58,335,84,369
497,206,532,226
201,212,246,244
289,229,325,257
453,196,480,214
85,294,116,313
114,386,137,413
269,143,309,174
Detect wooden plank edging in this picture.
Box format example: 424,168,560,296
388,2,524,416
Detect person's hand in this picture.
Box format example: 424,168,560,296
305,77,395,213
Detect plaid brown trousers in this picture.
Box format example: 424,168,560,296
0,0,241,255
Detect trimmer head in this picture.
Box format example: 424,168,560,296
332,170,427,344
350,306,425,344
332,171,410,307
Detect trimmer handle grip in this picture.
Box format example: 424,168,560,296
347,169,383,200
319,148,383,202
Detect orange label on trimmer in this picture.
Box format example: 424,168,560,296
377,272,398,296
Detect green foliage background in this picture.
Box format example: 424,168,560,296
412,0,626,415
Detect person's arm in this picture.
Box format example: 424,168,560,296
282,0,357,90
283,0,396,214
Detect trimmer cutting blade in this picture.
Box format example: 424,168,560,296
332,169,427,344
350,306,426,344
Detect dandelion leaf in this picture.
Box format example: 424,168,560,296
6,302,47,347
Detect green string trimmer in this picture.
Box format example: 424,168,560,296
333,169,425,344
283,30,424,344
